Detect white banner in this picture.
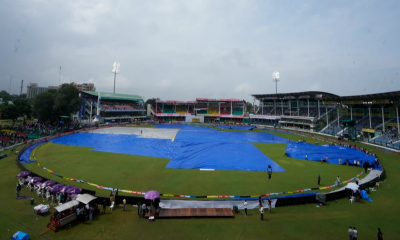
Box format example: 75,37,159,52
160,199,277,209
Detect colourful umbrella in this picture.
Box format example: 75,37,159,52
49,184,65,193
16,171,31,177
60,185,75,194
28,177,42,184
68,187,82,194
40,180,56,188
144,190,160,200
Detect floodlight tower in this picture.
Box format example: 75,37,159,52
272,71,279,95
112,62,120,93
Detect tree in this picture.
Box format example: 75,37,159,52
1,104,19,122
145,98,160,106
33,91,56,122
0,90,12,102
13,98,32,120
245,102,253,113
53,84,82,120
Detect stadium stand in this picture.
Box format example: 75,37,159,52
162,105,175,113
208,107,219,115
176,105,187,114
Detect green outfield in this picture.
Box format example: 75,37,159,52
0,126,399,239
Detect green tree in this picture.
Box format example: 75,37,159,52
245,102,253,113
1,104,19,122
33,91,56,122
53,84,81,120
0,90,12,102
13,98,32,120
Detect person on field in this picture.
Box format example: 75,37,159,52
123,199,126,211
259,204,264,221
318,174,321,186
305,154,308,160
258,195,262,207
336,176,341,185
267,198,272,213
377,228,383,240
352,227,357,240
16,183,21,198
243,200,248,217
115,189,119,208
348,226,353,240
102,199,107,214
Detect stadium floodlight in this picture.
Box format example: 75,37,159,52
272,71,279,95
112,62,120,93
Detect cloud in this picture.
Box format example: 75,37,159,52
0,0,399,102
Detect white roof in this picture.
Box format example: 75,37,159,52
76,194,97,205
54,200,80,212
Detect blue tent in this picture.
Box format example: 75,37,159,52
11,231,29,240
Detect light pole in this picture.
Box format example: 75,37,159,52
112,62,120,93
272,71,279,95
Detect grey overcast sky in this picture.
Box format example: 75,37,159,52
1,0,400,102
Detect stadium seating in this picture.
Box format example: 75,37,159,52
232,108,243,115
197,110,207,114
162,105,175,113
208,107,219,115
102,100,144,111
176,105,187,114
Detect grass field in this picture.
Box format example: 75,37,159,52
1,126,399,239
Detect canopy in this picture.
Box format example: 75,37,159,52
345,183,359,191
54,200,79,212
76,194,97,204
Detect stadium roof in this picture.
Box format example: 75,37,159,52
252,91,340,100
82,91,143,101
252,91,400,102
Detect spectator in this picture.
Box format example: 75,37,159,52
123,199,126,211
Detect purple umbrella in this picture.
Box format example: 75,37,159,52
144,190,160,200
49,184,65,193
68,187,82,194
60,185,75,194
16,171,31,178
28,177,43,184
34,182,42,186
40,180,56,188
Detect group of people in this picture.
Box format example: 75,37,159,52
76,203,95,224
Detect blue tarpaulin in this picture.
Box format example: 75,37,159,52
50,125,286,172
215,125,254,130
11,231,29,240
361,190,373,202
285,142,377,166
18,141,43,164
